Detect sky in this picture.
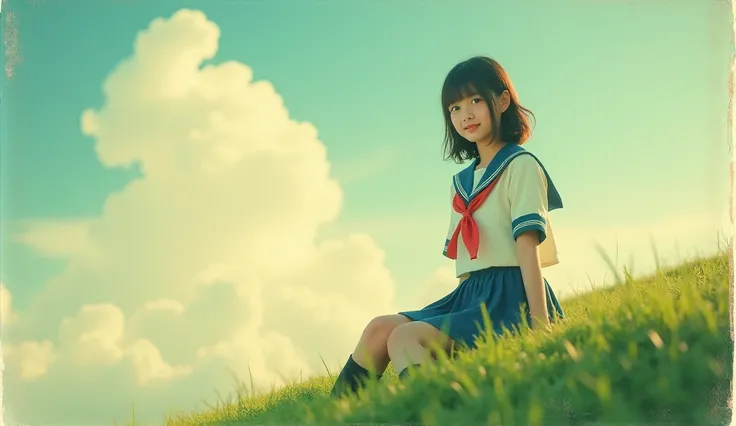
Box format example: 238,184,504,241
0,0,732,424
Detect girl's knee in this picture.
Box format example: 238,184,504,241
362,314,410,346
387,321,451,353
386,322,416,352
364,315,408,336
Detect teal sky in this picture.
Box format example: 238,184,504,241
1,1,733,424
2,0,732,310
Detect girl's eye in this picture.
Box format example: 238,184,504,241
472,97,483,103
449,106,459,112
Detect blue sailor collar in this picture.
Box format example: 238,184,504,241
452,143,563,210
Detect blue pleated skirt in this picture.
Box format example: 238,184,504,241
398,266,565,349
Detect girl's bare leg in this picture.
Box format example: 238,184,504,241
330,314,411,397
386,321,454,378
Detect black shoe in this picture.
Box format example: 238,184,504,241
329,354,381,398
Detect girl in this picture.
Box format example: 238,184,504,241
330,56,565,398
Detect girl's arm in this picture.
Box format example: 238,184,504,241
515,231,550,329
507,155,553,330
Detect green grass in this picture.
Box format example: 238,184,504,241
127,251,733,426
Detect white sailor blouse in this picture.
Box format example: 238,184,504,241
442,143,564,278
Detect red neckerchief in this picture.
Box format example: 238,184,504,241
445,173,503,260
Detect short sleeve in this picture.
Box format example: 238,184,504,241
507,155,549,244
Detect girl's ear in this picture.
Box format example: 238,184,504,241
499,90,511,113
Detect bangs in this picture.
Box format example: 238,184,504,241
441,63,491,109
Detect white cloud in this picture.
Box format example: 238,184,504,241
125,338,193,385
3,340,56,381
58,304,126,366
143,299,185,314
11,219,95,260
1,283,18,329
411,266,458,308
4,9,397,425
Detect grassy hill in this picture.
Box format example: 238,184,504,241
136,252,733,426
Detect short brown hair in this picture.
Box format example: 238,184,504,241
440,56,535,163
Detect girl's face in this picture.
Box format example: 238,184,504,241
448,94,493,144
448,91,509,144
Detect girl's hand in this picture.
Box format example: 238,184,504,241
531,315,551,330
531,318,552,334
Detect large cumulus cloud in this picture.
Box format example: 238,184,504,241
3,9,398,425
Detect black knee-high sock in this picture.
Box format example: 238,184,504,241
329,354,381,398
397,363,422,382
398,368,411,381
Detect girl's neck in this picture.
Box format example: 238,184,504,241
475,140,507,169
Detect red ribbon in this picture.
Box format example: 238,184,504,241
445,175,503,260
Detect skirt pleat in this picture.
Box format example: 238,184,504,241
398,266,564,348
